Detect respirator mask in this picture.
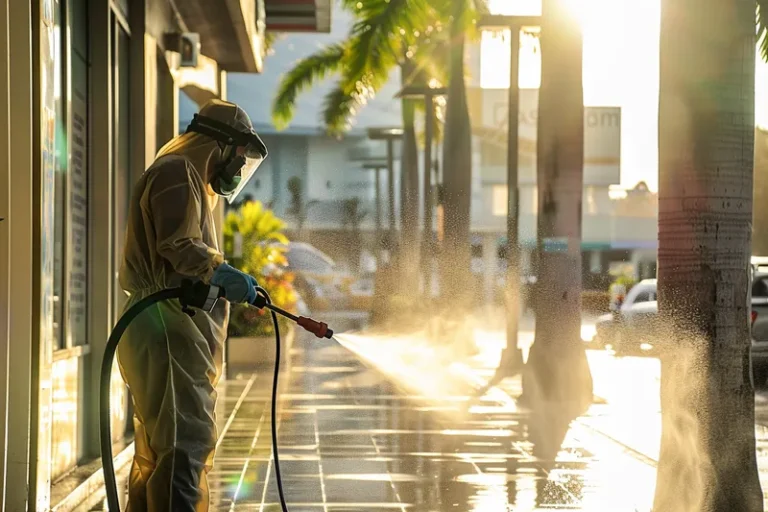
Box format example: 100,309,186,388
185,113,268,203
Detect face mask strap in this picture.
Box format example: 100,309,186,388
186,114,268,159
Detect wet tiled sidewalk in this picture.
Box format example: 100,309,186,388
202,330,658,511
85,316,659,511
336,325,768,510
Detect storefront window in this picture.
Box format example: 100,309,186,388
50,0,90,350
53,0,66,349
67,52,89,346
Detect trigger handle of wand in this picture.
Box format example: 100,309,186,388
249,293,332,339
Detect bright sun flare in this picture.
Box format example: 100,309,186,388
480,0,768,191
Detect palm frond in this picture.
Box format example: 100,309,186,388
321,77,381,136
272,43,347,129
409,31,451,86
758,1,768,62
344,0,430,94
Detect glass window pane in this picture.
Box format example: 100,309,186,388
753,278,768,298
71,0,88,60
68,53,89,346
115,0,129,21
53,0,66,350
634,292,649,303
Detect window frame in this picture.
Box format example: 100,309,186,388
51,0,93,355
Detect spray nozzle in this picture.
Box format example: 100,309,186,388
248,289,334,339
297,316,334,339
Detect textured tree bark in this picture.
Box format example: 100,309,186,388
653,0,762,510
523,0,592,413
439,0,473,307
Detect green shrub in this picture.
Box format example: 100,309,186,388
222,201,297,337
611,274,637,293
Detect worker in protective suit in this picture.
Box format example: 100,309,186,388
117,99,268,511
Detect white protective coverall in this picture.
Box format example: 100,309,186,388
117,100,254,511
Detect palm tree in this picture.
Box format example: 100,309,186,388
285,176,318,239
273,0,486,304
272,2,447,290
522,0,592,413
341,197,368,273
652,0,764,509
436,0,476,309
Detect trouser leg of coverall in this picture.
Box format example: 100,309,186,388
118,303,219,512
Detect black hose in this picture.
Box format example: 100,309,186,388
255,286,289,512
100,286,290,512
100,288,181,511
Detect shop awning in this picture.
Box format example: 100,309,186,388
175,0,267,73
265,0,332,32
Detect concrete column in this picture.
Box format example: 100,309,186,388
85,0,114,462
0,1,12,508
589,250,602,274
4,0,35,507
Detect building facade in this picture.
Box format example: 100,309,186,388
0,0,329,509
210,2,657,281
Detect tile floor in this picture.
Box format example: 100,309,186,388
86,314,656,511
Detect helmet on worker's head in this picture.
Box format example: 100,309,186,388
185,99,268,204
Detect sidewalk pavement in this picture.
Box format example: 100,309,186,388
336,321,768,510
78,311,768,511
83,313,658,511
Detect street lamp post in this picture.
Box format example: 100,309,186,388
395,86,448,297
367,127,404,262
361,161,387,261
478,15,540,374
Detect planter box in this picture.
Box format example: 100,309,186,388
225,325,295,370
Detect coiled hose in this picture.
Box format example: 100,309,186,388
100,285,289,511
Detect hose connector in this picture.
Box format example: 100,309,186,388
297,316,333,339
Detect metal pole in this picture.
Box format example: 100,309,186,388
422,94,434,297
506,26,523,367
375,166,382,259
387,138,396,236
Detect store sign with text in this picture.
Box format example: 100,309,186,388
469,87,621,186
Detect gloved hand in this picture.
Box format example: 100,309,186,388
210,263,258,304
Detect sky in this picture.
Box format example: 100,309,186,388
482,0,768,191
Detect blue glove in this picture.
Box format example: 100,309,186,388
210,263,258,304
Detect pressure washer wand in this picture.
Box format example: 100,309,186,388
251,292,334,339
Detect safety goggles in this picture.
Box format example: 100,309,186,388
186,114,268,203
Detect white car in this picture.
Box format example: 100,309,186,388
595,279,659,354
595,276,768,381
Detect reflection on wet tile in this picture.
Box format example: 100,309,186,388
87,315,660,511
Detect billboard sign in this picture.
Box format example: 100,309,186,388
470,88,621,186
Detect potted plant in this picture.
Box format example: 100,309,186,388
222,201,299,371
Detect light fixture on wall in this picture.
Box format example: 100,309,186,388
163,32,201,69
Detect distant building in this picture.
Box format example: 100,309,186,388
184,2,659,280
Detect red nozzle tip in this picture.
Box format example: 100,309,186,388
297,317,333,339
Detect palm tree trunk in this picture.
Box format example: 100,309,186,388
523,0,592,412
653,0,762,509
439,0,473,307
400,61,421,293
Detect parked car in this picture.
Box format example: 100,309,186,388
275,242,373,312
595,276,768,383
751,275,768,383
595,279,658,353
